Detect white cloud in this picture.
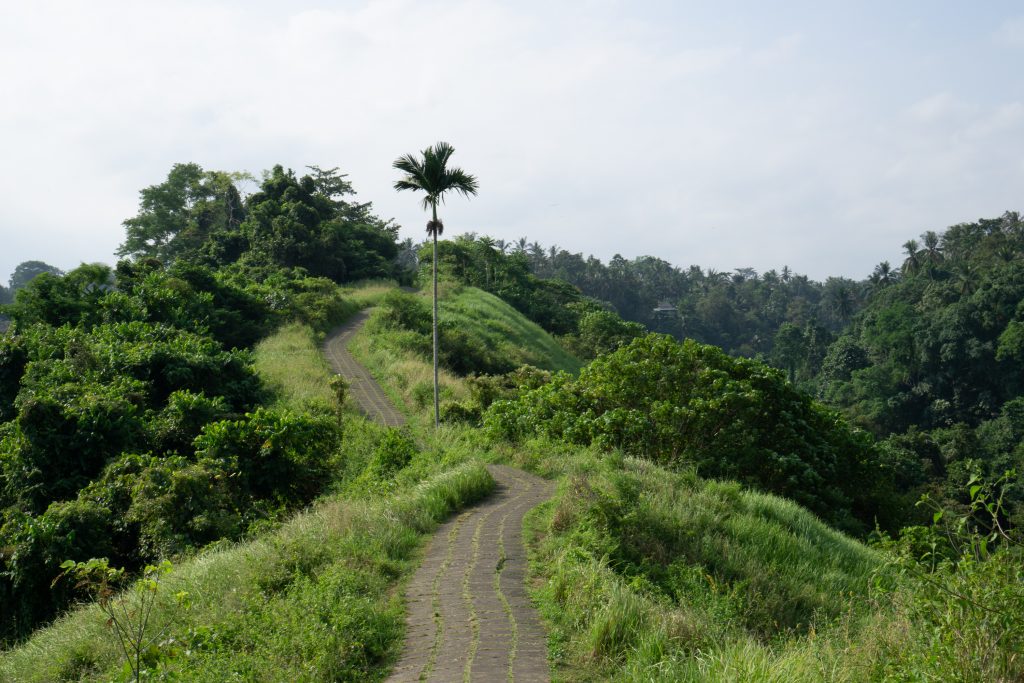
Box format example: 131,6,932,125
0,1,1022,284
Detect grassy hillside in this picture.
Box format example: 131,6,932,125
0,305,494,680
253,322,340,412
0,460,494,681
512,447,892,681
441,286,581,374
347,284,580,429
5,279,1008,681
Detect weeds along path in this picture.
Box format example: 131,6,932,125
388,464,554,683
322,309,406,427
324,309,553,680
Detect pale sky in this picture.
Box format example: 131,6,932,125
2,0,1023,285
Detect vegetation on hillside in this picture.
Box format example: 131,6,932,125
485,334,884,531
0,163,400,644
1,156,1021,681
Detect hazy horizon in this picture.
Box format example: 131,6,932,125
3,1,1023,285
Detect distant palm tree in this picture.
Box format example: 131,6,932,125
921,230,944,277
902,239,921,276
870,261,896,289
393,142,478,428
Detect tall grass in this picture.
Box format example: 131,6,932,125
347,308,470,430
0,461,495,681
253,322,339,411
443,287,581,374
340,280,401,309
517,446,913,682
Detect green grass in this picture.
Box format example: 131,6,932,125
443,286,581,374
254,322,339,411
346,284,579,429
0,460,495,681
505,443,919,682
339,279,401,309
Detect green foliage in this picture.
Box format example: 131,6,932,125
8,261,64,291
560,307,646,360
0,498,118,644
6,264,113,328
12,375,145,507
824,214,1024,435
117,162,248,264
55,558,185,682
149,390,230,454
0,335,27,422
108,454,239,559
873,472,1024,681
487,334,883,529
194,407,341,507
365,429,417,480
239,165,400,282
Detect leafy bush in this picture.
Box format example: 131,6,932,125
366,429,417,479
486,334,885,530
0,498,118,644
12,376,147,508
148,390,231,454
0,335,27,422
126,455,242,558
873,472,1024,681
194,407,341,507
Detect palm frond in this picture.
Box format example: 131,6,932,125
394,141,476,208
394,179,424,193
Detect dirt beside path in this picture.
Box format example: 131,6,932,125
322,309,406,427
387,465,554,683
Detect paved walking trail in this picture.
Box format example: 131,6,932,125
387,465,554,683
322,309,406,427
322,308,553,681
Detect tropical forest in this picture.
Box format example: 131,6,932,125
0,154,1021,682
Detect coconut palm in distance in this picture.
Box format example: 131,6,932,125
393,142,478,428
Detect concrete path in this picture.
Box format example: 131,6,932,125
322,309,406,427
386,465,554,683
322,306,553,681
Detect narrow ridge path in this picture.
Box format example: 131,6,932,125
322,306,554,681
322,309,406,427
387,465,554,683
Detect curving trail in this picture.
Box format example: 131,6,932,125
322,307,553,681
322,309,406,427
386,465,554,683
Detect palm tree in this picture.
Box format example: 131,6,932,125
393,142,478,428
902,239,921,276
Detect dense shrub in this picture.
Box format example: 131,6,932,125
124,454,242,558
365,429,417,479
12,377,146,509
0,336,27,422
486,334,884,530
148,390,231,454
194,407,341,507
0,499,118,644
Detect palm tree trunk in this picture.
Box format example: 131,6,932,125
431,203,440,429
